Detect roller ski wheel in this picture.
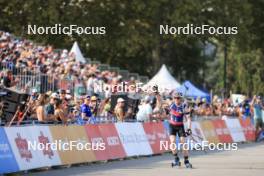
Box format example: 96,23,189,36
184,161,192,169
171,161,181,168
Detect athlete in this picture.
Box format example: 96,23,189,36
169,92,192,168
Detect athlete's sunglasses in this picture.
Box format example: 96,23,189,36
174,97,181,99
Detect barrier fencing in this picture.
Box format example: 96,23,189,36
11,75,74,94
0,117,255,174
1,62,149,94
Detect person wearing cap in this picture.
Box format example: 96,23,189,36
72,106,86,125
136,96,153,122
114,98,126,122
65,90,72,100
31,88,39,101
45,92,59,120
90,96,98,117
251,95,264,139
169,92,192,168
80,95,92,122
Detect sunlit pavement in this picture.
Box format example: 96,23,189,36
29,142,264,176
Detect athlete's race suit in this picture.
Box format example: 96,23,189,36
169,103,187,137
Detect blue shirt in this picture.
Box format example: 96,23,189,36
242,103,251,119
75,115,87,125
80,104,92,118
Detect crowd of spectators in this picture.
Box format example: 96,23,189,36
0,31,263,130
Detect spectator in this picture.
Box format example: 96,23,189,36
136,96,153,122
2,70,17,88
251,95,264,138
81,96,92,121
90,96,98,117
45,92,59,120
54,99,68,124
242,99,251,120
31,88,39,101
87,74,96,96
36,94,47,122
73,107,86,125
59,89,69,112
99,97,111,117
114,98,126,122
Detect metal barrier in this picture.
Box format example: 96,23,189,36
1,116,119,127
0,62,41,75
2,115,240,127
11,75,75,94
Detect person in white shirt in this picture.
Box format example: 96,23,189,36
136,96,153,122
87,74,96,96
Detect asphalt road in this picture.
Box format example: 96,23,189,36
28,142,264,176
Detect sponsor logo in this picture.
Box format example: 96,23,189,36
107,136,120,146
38,131,54,159
15,133,32,162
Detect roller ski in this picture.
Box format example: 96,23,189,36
171,157,181,167
184,160,193,168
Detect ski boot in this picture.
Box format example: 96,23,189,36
171,157,181,167
184,159,192,168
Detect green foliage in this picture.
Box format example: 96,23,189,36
0,0,263,94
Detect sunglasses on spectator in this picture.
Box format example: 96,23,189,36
174,97,181,99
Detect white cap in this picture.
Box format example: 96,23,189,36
51,93,59,99
66,94,72,99
32,88,38,93
144,96,151,102
117,98,125,103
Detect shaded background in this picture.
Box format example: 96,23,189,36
0,0,263,95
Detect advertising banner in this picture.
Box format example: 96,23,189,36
199,120,220,144
0,128,19,174
49,125,96,165
188,121,206,149
27,126,62,166
84,124,109,161
211,120,233,143
98,123,126,159
143,122,169,154
225,118,246,142
61,125,97,163
4,127,48,170
239,118,255,141
115,122,153,156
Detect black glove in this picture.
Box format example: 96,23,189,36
186,128,192,136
